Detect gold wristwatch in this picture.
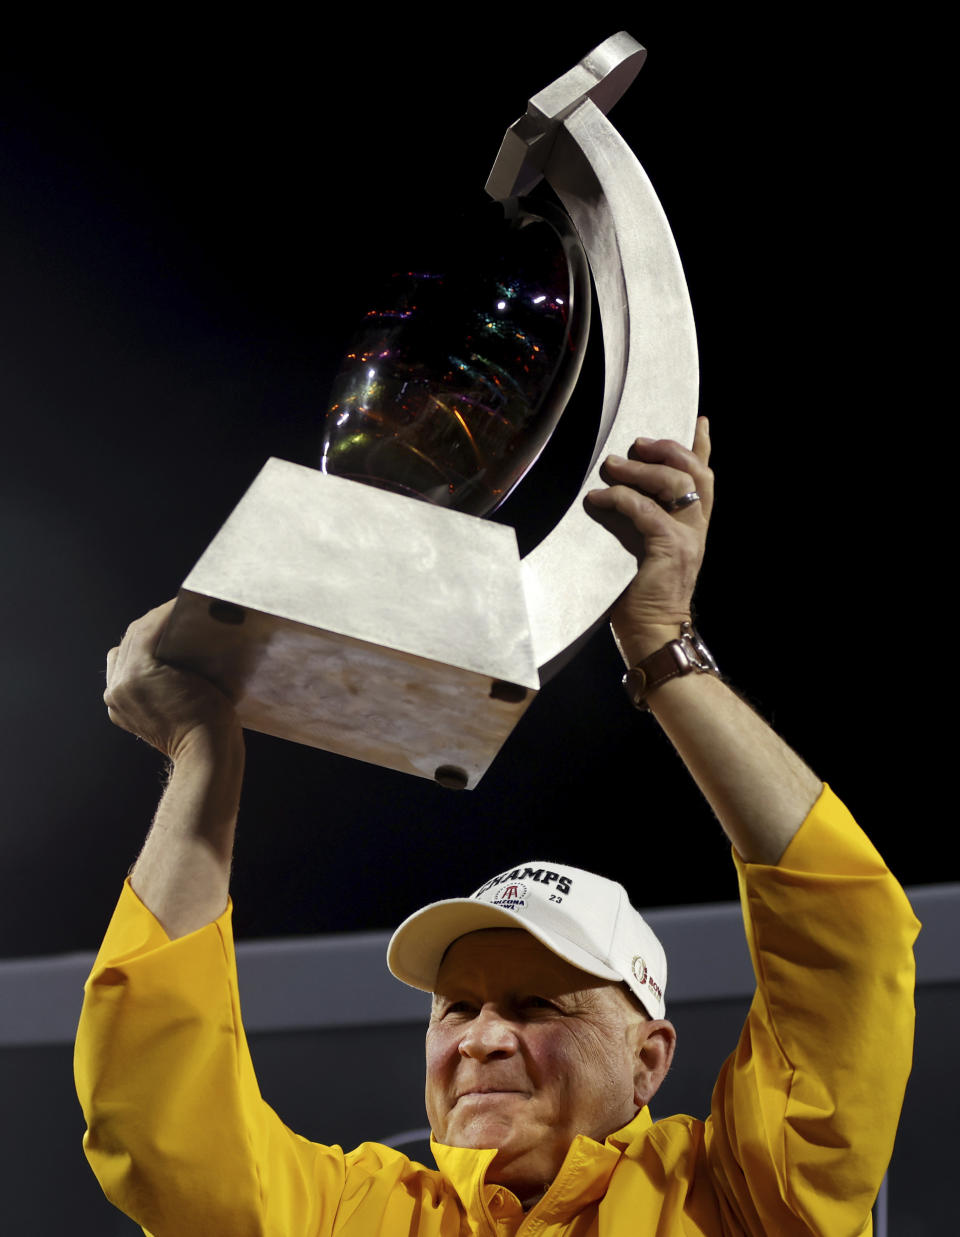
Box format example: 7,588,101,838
622,621,719,711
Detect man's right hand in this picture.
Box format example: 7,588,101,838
107,601,245,937
105,600,242,763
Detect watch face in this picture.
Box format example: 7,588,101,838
691,632,718,674
681,623,718,675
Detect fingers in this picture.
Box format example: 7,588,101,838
112,599,176,673
105,646,119,698
104,600,178,720
601,457,698,509
594,419,714,522
692,415,710,466
584,483,678,535
626,422,712,504
583,483,682,563
123,599,177,658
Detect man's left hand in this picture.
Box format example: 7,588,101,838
585,416,713,666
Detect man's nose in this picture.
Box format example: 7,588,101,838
458,1006,519,1060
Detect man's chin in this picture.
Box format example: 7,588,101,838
442,1112,521,1151
437,1092,529,1147
440,1116,560,1192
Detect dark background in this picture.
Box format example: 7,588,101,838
0,13,948,963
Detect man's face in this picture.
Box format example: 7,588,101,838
425,928,668,1202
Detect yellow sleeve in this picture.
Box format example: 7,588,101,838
706,785,920,1237
73,880,347,1237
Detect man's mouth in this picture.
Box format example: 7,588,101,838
456,1088,526,1100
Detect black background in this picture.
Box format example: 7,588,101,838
0,13,949,961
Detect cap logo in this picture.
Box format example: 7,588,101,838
632,955,663,1005
473,868,574,899
491,882,527,910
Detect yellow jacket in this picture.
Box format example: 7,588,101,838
74,786,918,1236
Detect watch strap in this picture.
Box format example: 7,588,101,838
622,622,718,711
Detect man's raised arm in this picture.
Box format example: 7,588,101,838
80,604,338,1237
586,416,822,863
590,419,917,1234
104,600,245,937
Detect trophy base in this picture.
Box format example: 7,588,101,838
158,460,539,789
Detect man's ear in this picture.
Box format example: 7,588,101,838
633,1019,677,1108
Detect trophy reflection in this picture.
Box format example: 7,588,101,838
320,198,589,517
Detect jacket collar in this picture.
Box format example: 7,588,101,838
430,1107,652,1221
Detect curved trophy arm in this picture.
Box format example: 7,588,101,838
487,33,699,679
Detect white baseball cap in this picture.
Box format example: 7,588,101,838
387,859,667,1020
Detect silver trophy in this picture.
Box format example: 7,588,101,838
157,33,698,790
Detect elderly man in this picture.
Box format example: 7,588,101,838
75,421,918,1235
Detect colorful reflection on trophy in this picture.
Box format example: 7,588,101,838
320,200,590,518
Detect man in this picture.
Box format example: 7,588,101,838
75,420,918,1235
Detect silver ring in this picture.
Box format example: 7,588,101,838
661,490,700,513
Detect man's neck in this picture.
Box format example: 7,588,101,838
520,1187,548,1212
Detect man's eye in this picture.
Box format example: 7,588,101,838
523,996,557,1011
442,1001,473,1017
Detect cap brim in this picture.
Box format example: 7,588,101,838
387,896,623,993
